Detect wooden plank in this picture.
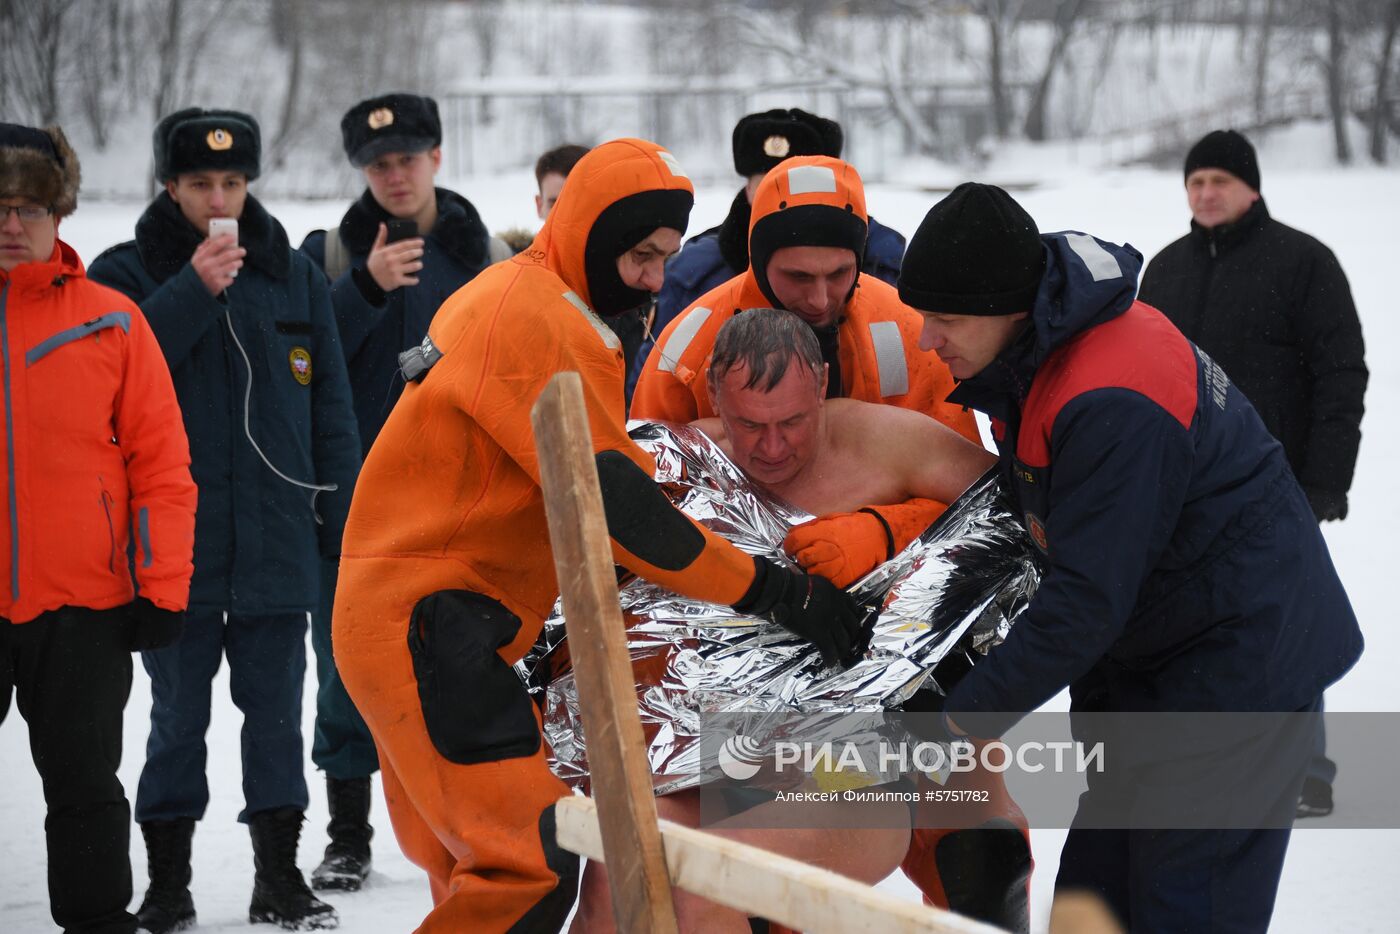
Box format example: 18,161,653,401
531,372,680,934
555,796,1005,934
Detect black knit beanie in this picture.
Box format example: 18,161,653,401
584,188,693,316
750,204,868,311
1184,129,1260,192
898,183,1045,316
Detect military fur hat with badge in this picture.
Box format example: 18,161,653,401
0,122,81,218
731,108,844,178
153,108,261,181
340,93,442,167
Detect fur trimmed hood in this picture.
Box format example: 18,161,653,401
0,123,80,218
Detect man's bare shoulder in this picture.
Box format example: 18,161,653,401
690,416,728,448
825,397,940,442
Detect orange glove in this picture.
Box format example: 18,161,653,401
783,499,949,587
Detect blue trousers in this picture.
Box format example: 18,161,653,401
310,557,378,780
136,610,309,824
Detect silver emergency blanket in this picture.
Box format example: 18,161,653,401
517,421,1042,793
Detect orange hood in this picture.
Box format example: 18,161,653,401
521,138,694,314
746,155,869,309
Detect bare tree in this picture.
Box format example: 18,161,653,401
1369,0,1400,162
1023,0,1089,141
1,0,78,125
268,0,307,166
1325,0,1352,163
969,0,1028,139
1253,0,1279,124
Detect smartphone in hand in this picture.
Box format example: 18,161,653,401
386,219,418,244
208,217,238,243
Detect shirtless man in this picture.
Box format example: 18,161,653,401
571,308,999,932
696,307,993,530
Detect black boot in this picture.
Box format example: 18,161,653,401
311,776,373,892
248,808,339,930
135,819,197,934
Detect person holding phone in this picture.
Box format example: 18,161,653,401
298,92,510,895
89,108,359,934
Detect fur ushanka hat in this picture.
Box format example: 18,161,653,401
0,123,81,218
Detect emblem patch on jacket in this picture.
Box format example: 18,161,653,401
289,347,312,385
1025,511,1049,553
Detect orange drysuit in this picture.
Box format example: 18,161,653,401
1,240,195,624
332,139,760,933
631,156,977,447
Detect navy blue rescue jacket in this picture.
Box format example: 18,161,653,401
630,186,906,401
89,193,360,616
300,188,497,453
943,233,1362,730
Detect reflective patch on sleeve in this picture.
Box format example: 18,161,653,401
1064,233,1122,282
561,290,621,351
25,311,131,367
657,150,688,179
658,306,712,374
138,506,152,568
786,164,838,196
869,320,909,397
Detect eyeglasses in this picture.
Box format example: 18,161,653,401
1,205,53,223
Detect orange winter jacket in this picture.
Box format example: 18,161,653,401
0,241,196,624
632,156,978,444
338,139,756,662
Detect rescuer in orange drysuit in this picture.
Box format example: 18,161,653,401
332,138,865,933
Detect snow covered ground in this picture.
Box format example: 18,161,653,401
3,129,1398,931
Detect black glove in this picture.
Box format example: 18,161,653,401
1305,488,1348,522
899,688,961,745
127,597,184,652
732,557,866,667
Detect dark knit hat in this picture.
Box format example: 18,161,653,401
732,108,843,178
1184,129,1260,192
898,183,1045,316
341,93,442,167
584,188,693,317
0,123,80,218
154,108,261,182
747,157,869,310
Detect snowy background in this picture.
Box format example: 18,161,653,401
0,118,1396,932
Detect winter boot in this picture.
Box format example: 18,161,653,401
248,808,339,930
311,776,373,892
135,819,197,934
1296,776,1335,818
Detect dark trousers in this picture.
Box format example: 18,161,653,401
1055,702,1316,932
136,610,309,824
1056,826,1293,934
310,557,378,779
1308,693,1337,785
1,606,137,933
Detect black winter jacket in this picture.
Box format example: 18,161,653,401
1138,199,1366,495
300,188,499,453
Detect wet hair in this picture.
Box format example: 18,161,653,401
535,143,590,187
709,308,824,392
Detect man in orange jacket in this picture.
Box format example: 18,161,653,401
333,139,865,933
0,122,196,934
633,156,980,587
